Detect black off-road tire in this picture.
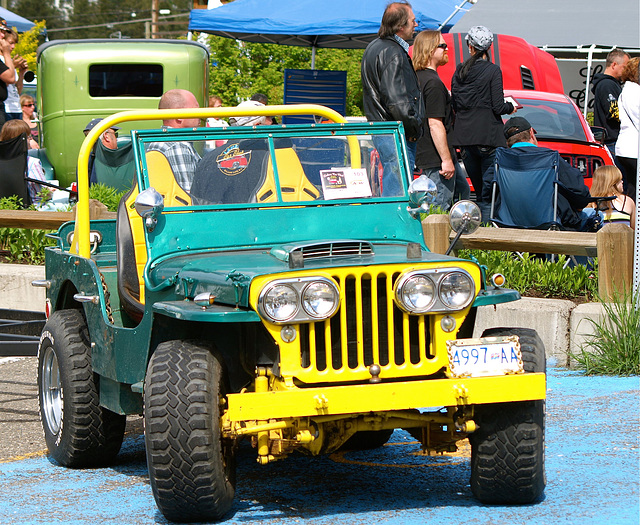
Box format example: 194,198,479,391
481,327,546,374
469,328,546,504
144,340,236,523
341,429,394,450
37,309,126,467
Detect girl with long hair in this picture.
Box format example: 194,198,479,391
588,165,635,229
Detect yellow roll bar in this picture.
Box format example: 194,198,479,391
72,104,357,258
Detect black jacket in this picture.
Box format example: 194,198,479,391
482,144,592,230
361,37,424,141
591,73,623,144
450,59,513,148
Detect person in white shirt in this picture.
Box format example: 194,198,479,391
615,56,639,202
1,29,28,120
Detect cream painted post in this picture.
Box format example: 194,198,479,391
597,224,634,301
422,214,451,255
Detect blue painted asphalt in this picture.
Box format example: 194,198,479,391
1,369,638,525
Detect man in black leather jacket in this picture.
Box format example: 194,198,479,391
362,1,424,196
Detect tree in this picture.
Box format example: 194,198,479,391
205,35,364,116
13,20,45,73
11,0,65,31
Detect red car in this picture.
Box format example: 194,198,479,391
502,90,614,187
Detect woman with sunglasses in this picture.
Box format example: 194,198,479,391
20,94,38,146
413,30,470,211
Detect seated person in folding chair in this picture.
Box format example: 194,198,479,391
82,118,126,191
0,119,46,204
482,116,599,231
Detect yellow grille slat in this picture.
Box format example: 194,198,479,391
309,322,317,369
339,276,349,369
386,273,394,355
402,311,410,364
370,274,380,366
418,316,427,357
355,276,364,368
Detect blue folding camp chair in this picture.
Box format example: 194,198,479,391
489,147,561,230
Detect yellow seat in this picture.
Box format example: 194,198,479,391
256,148,320,202
116,151,191,322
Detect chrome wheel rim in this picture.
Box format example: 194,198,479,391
41,346,62,435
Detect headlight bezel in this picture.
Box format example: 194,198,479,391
258,276,340,324
394,269,475,314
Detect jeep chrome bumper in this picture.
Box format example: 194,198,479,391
225,373,546,421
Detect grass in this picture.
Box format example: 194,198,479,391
570,289,640,376
459,249,598,302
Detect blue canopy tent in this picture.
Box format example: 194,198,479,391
0,7,36,33
189,0,472,66
189,0,473,121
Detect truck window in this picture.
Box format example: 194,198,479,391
89,64,163,97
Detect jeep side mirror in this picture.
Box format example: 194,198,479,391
135,187,164,232
590,126,607,144
445,200,482,255
407,175,437,218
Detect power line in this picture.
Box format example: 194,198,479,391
46,12,189,33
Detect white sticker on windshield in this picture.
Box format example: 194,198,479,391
320,168,373,199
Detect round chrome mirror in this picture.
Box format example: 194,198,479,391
408,175,437,208
135,187,164,232
449,200,481,235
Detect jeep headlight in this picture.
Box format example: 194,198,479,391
258,277,339,324
262,284,299,322
395,274,435,313
302,281,339,318
395,269,475,313
439,271,474,309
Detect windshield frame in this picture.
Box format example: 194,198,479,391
132,121,411,211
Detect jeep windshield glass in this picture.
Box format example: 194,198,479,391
141,128,408,206
510,97,588,142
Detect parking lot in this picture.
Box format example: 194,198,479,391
0,357,638,524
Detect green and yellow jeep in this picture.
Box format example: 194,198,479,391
35,105,546,522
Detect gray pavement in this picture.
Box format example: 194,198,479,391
0,357,638,524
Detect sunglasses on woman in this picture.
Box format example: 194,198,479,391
22,103,35,107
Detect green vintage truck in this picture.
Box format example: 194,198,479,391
34,105,546,523
36,39,209,187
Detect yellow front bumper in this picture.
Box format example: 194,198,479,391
226,373,546,422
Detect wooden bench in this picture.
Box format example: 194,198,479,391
422,214,634,302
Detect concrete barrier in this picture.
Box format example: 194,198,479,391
0,264,608,368
473,297,577,367
0,264,45,312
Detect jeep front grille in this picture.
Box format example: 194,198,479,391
297,269,437,384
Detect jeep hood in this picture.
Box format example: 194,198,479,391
148,240,459,308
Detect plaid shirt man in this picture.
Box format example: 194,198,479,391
146,139,201,193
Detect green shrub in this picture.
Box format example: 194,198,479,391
88,184,127,212
459,249,598,301
0,196,56,264
571,289,640,376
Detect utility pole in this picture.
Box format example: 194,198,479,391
151,0,159,39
